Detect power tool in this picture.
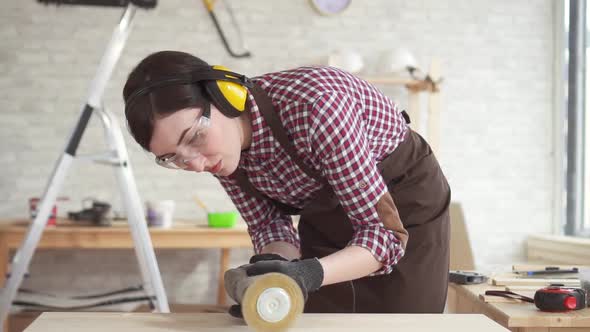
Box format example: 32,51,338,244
226,272,304,332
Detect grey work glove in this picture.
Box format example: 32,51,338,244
225,253,289,318
245,257,324,300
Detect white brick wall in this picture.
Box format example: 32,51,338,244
1,0,554,305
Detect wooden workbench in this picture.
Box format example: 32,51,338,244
447,282,590,332
24,312,509,331
0,219,253,307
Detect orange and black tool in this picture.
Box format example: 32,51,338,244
534,285,587,312
202,0,251,58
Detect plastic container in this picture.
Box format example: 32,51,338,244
146,200,175,228
207,211,238,228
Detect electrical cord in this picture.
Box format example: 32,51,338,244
18,285,145,299
13,296,155,311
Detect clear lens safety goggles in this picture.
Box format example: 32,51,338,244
155,108,211,170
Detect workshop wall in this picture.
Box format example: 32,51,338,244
0,0,554,305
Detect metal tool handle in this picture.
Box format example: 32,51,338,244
203,0,251,58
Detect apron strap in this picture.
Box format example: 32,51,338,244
232,168,302,215
231,84,411,215
231,168,267,201
230,83,332,215
401,110,411,124
249,84,326,184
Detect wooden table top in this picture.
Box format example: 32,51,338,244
0,219,252,249
449,282,590,327
0,218,248,232
24,312,509,332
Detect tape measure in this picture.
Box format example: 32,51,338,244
534,285,587,311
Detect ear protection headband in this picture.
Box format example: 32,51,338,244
125,65,253,118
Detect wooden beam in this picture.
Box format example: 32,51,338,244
427,58,442,156
526,234,590,265
217,248,230,306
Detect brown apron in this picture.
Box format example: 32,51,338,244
233,84,451,313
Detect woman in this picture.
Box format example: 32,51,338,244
123,50,451,314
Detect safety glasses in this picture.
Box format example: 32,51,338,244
155,106,211,169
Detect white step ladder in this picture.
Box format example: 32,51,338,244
0,4,170,331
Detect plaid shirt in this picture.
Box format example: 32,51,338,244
217,66,409,274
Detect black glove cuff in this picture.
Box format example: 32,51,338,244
249,253,288,264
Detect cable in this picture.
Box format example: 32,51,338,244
18,285,145,299
13,296,155,311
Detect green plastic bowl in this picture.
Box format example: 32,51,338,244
207,211,238,228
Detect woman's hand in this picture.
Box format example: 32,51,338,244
245,258,324,299
225,253,291,318
224,253,324,318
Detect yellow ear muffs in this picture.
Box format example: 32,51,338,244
204,65,248,118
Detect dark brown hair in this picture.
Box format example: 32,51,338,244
123,51,211,151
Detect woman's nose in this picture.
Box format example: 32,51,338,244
184,156,206,172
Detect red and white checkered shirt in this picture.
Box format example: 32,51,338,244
217,66,409,274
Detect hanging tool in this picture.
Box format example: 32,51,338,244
202,0,251,58
37,0,157,8
226,272,304,332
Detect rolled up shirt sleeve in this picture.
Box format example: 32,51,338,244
309,92,406,274
217,176,300,253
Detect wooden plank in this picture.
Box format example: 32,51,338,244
492,276,580,287
408,90,421,135
512,264,589,272
363,77,418,85
447,284,477,313
526,235,590,265
449,202,476,270
24,312,510,332
479,294,527,304
504,286,544,292
426,58,442,156
445,285,458,312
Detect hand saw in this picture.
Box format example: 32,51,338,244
203,0,251,58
